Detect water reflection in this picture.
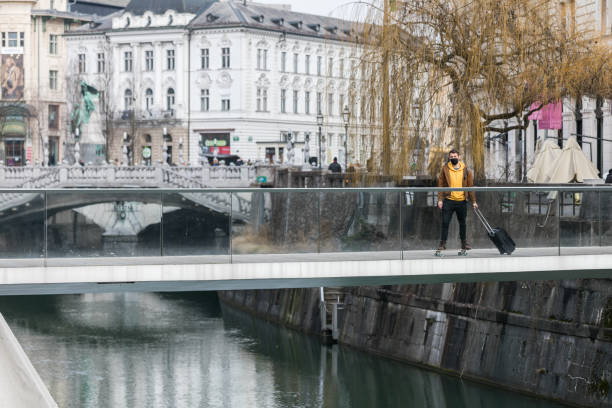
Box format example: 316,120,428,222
0,293,563,408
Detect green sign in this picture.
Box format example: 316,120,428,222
142,146,152,159
204,139,227,147
256,176,267,183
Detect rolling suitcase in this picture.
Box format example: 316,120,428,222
473,208,516,255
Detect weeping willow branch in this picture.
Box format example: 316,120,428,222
353,0,612,180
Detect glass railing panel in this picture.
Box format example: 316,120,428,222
230,191,319,262
318,190,401,260
161,191,230,261
401,189,559,258
46,190,162,257
601,189,612,250
559,189,602,255
0,190,45,259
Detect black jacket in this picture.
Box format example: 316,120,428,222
328,162,342,173
606,173,612,184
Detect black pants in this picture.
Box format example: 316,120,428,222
440,199,467,242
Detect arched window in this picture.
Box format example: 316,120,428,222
164,134,173,143
166,88,175,111
124,89,132,110
144,134,152,143
145,88,153,111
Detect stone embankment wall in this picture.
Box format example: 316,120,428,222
219,279,612,407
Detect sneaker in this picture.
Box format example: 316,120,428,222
437,241,446,251
461,240,471,250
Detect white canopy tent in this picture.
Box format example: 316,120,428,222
527,139,562,183
527,137,600,184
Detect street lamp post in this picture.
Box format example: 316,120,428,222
342,105,351,171
317,111,324,169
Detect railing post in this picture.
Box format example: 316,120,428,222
59,166,67,184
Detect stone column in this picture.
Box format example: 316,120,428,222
154,41,163,112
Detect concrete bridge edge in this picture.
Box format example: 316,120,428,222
0,313,57,408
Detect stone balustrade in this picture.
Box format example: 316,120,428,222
0,164,256,188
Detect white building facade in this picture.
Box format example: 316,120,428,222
66,0,362,168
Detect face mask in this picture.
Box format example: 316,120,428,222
450,158,459,165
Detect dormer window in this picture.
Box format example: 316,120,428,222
206,13,218,22
125,17,130,28
146,16,152,26
289,21,302,29
252,15,264,23
271,18,284,26
307,23,320,32
168,15,173,25
325,26,338,34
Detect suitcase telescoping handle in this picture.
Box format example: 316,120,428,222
473,207,494,234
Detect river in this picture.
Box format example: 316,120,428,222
0,292,566,408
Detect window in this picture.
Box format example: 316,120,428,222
340,58,344,78
20,32,24,47
328,93,334,116
257,49,268,70
328,57,333,76
317,56,322,76
256,88,268,111
201,48,209,69
293,90,299,113
50,0,55,9
8,32,17,47
221,47,230,68
293,53,298,73
281,89,287,113
145,88,153,110
262,88,268,111
281,51,286,72
305,55,310,75
317,92,322,114
1,33,4,47
167,49,175,70
97,53,105,73
48,105,59,130
221,98,230,111
305,91,310,115
166,88,175,111
49,70,57,90
77,54,86,73
145,50,154,71
201,89,209,111
49,34,57,54
124,89,133,110
124,51,132,72
339,94,344,116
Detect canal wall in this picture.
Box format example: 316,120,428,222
218,279,612,408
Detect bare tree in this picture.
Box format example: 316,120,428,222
357,0,612,179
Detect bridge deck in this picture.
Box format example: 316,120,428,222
0,248,611,295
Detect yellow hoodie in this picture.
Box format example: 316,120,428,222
447,161,465,201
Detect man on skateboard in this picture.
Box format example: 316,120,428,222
436,149,478,256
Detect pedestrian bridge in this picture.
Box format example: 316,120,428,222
0,186,611,295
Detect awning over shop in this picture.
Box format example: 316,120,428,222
1,120,26,137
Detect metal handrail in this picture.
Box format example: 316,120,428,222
1,186,611,194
